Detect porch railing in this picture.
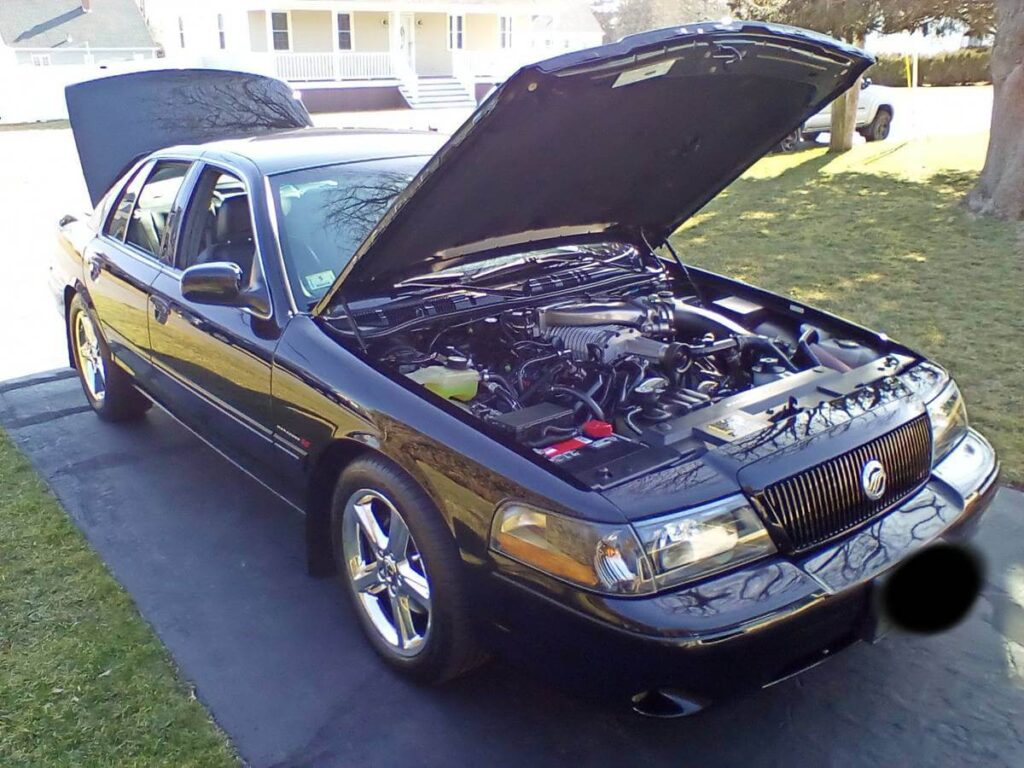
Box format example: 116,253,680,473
273,52,395,81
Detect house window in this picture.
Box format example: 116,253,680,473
271,12,290,51
499,16,513,49
448,14,464,50
178,16,186,48
217,13,226,49
337,13,352,50
31,53,52,66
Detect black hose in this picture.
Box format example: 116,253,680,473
523,425,579,448
520,361,567,403
549,386,606,421
517,352,564,390
485,373,521,407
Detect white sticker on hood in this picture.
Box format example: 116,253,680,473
612,59,674,88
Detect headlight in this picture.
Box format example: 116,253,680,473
490,502,655,595
633,496,776,589
927,380,968,462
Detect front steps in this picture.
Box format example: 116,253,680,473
399,77,477,109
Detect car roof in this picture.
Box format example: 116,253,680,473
158,127,449,176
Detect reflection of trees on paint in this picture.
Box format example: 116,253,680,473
170,75,311,138
654,489,951,623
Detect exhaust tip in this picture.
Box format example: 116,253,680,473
631,688,706,718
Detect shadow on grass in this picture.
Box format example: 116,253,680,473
672,156,1023,484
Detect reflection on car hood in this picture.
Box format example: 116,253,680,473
317,21,872,309
66,69,312,206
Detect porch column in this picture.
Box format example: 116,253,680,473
388,9,402,67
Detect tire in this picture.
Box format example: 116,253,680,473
331,454,485,684
863,108,892,142
68,293,151,422
777,129,801,153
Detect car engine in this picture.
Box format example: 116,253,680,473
374,287,883,475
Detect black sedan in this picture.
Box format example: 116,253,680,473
52,23,998,715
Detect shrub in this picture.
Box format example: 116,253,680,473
867,48,991,87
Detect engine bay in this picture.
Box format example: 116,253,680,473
344,242,896,487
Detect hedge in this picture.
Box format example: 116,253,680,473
868,47,992,87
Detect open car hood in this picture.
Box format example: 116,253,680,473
319,21,871,308
66,69,312,206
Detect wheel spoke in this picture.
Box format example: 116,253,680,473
352,499,387,553
391,594,416,648
386,513,410,559
398,564,430,612
351,562,383,595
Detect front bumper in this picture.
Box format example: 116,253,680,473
488,430,999,704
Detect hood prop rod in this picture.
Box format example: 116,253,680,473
335,296,369,354
646,230,708,309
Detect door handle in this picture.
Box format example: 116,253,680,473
86,254,106,281
151,297,171,325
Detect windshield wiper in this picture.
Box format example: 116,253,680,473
396,280,523,296
395,254,593,290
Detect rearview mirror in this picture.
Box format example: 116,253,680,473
181,262,243,306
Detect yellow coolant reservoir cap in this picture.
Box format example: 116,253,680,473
406,365,480,401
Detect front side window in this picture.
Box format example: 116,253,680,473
337,13,352,50
124,161,190,261
448,15,464,50
271,12,290,51
177,167,256,281
499,16,513,49
269,158,426,307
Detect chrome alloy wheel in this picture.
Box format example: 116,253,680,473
74,310,106,403
342,489,432,656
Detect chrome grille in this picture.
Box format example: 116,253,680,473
752,416,932,553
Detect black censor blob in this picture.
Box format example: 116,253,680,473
881,544,983,634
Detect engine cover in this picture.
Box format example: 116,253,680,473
547,324,673,364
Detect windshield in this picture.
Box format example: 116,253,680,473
270,157,428,308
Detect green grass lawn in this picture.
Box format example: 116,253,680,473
0,431,237,767
672,133,1023,486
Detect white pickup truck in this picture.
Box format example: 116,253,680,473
778,79,895,150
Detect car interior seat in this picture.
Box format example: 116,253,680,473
195,195,255,278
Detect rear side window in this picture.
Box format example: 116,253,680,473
104,165,149,242
124,161,191,260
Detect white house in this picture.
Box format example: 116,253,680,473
0,0,158,122
140,0,605,108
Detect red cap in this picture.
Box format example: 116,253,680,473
582,420,614,439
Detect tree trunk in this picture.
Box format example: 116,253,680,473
830,35,865,154
966,0,1024,220
829,77,862,153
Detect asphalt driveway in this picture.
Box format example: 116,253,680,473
1,370,1022,767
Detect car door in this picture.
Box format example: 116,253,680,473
83,159,190,381
147,161,280,474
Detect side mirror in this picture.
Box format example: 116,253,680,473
861,77,872,90
181,262,243,306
